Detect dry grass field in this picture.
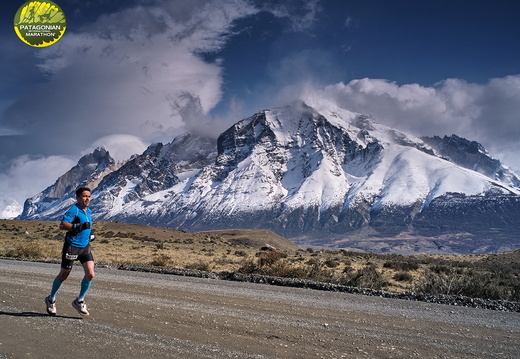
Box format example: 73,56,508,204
1,219,519,301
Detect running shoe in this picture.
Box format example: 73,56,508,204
45,296,57,316
71,298,89,316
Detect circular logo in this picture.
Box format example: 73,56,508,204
14,1,67,47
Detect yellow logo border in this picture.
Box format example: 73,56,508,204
14,1,67,47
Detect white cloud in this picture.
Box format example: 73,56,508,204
261,0,321,32
8,30,223,144
313,76,520,172
2,0,259,154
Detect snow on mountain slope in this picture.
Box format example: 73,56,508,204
98,101,518,228
422,134,520,187
19,100,520,253
357,145,505,211
92,133,217,220
0,200,23,219
20,148,119,220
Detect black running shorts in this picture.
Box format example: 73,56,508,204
61,241,94,269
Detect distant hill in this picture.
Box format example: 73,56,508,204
1,219,519,304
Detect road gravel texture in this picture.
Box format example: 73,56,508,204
0,259,519,359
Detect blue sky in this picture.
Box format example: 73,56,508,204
1,0,519,216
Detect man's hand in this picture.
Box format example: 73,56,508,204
72,222,90,235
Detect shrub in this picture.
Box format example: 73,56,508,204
305,257,321,267
265,261,309,278
150,254,170,267
307,266,337,283
342,265,354,274
323,258,340,268
383,260,419,271
0,247,17,258
237,258,258,274
12,241,44,259
393,271,413,282
414,266,519,301
186,261,211,271
257,250,285,267
341,265,387,290
213,256,235,266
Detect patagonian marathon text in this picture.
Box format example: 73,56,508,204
18,25,62,31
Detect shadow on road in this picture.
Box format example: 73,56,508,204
0,311,81,320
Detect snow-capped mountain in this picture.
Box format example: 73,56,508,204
21,133,217,221
20,147,118,219
0,199,23,219
422,134,520,188
20,101,520,254
92,133,217,218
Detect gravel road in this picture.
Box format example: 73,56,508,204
1,259,519,359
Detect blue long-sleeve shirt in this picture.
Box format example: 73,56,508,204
62,204,92,248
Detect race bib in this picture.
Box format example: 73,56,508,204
65,253,79,260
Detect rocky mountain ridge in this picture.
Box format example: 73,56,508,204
19,101,520,254
21,147,119,219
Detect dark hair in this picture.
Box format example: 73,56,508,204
76,187,91,197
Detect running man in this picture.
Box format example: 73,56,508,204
45,187,95,316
